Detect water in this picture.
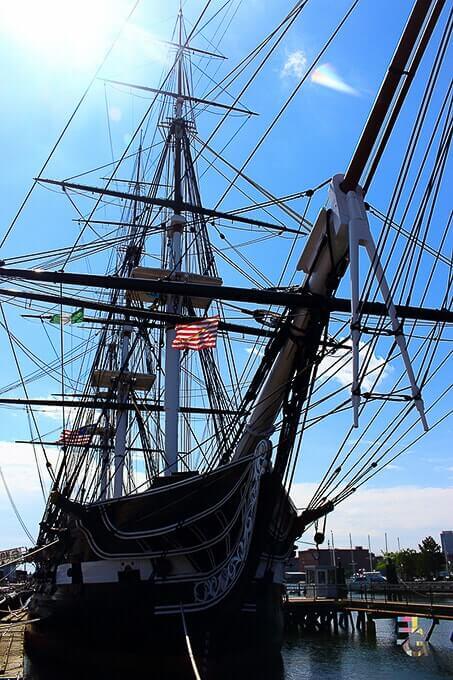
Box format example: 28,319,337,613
23,619,453,679
282,619,453,680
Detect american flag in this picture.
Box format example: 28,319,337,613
172,316,220,351
57,424,97,446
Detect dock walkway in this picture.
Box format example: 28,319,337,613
285,595,453,636
0,610,25,679
287,596,453,620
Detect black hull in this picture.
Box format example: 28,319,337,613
30,446,297,677
27,580,285,679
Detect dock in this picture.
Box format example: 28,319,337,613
0,611,25,679
285,595,453,636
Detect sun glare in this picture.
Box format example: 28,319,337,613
0,0,126,69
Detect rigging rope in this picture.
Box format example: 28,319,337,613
0,0,142,250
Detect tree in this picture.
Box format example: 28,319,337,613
375,551,398,574
418,536,443,578
397,548,419,581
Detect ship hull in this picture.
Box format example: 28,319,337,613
28,445,296,677
27,578,285,678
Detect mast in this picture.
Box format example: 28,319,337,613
112,326,131,496
112,144,142,497
164,10,185,475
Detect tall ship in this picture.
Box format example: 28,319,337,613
0,0,451,676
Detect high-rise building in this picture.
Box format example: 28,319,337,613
440,531,453,560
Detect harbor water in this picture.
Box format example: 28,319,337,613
282,619,453,680
22,619,453,679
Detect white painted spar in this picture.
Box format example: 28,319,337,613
346,188,428,430
164,213,185,476
233,173,427,458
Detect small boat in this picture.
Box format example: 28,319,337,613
347,571,387,593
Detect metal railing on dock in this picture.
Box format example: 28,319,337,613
286,580,453,606
284,582,453,635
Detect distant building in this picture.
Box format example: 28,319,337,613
286,549,300,572
0,563,17,582
295,545,375,575
440,531,453,560
0,547,27,583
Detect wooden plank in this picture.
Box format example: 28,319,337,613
0,611,25,678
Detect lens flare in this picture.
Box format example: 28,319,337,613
311,63,358,96
0,0,126,70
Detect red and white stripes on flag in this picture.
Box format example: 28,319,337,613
57,430,91,446
57,424,97,446
172,316,220,351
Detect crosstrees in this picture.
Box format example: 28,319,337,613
34,177,303,234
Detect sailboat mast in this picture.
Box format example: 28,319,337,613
164,11,185,475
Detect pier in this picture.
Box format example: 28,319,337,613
0,610,25,679
284,585,453,637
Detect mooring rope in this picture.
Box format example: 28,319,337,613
180,605,202,680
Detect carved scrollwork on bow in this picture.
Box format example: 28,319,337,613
194,442,270,604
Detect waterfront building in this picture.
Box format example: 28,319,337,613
0,547,26,583
295,546,375,575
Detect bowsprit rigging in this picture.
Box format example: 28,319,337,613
0,0,451,674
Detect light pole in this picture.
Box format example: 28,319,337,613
368,534,373,571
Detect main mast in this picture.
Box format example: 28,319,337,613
164,10,185,475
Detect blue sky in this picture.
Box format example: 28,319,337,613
0,0,451,553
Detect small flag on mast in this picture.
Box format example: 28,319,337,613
172,316,219,351
50,308,84,325
57,423,97,446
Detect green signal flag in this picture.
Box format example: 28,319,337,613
70,308,84,324
50,308,84,325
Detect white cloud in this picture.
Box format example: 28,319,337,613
30,396,82,424
1,440,451,554
318,340,392,391
281,50,307,79
311,63,358,96
0,441,148,546
0,441,58,495
291,482,453,551
0,441,60,546
108,106,122,122
246,347,265,358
